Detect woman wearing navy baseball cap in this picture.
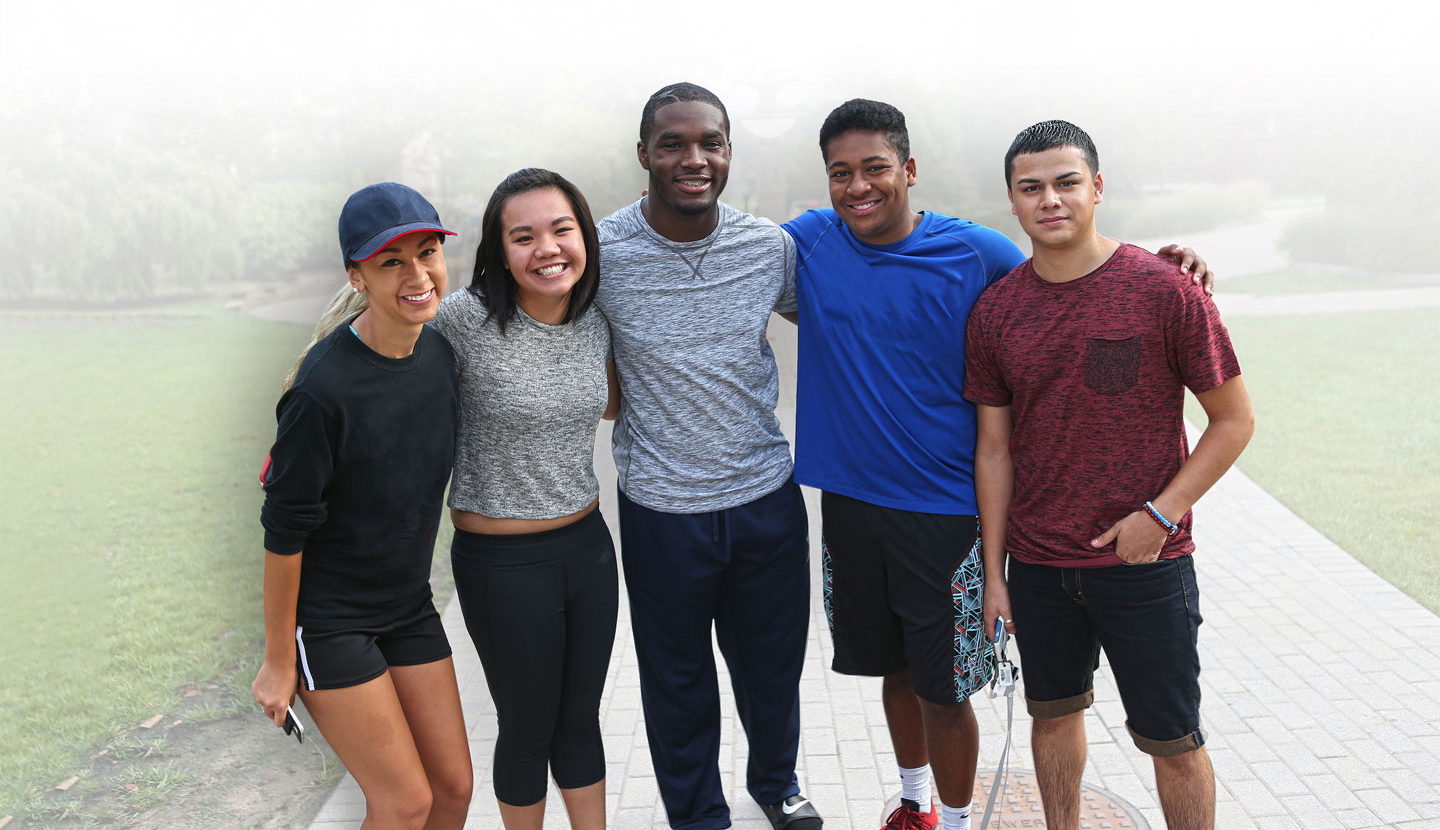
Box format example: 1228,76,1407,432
253,182,474,828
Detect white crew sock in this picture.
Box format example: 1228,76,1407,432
899,762,932,808
940,799,971,830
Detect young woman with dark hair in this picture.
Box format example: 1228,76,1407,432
430,168,619,830
254,183,474,830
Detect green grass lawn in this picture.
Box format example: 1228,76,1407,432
0,298,472,821
1189,304,1440,613
0,305,456,818
0,308,309,813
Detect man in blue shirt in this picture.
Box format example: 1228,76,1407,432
784,99,1209,830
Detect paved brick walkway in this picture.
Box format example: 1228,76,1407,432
307,317,1440,829
308,429,1440,829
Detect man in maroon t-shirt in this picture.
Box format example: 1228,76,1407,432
964,121,1254,830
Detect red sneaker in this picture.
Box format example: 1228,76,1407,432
882,801,938,830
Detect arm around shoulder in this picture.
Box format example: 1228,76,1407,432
773,226,800,316
603,361,620,421
1153,243,1215,294
976,224,1027,283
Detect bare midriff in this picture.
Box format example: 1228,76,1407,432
450,498,598,536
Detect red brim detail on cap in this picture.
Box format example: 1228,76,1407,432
356,227,458,262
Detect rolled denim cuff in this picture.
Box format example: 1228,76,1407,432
1127,721,1206,757
1025,688,1094,719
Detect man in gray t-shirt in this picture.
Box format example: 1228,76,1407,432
598,197,796,513
595,82,819,830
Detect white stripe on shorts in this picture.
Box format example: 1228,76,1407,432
295,626,316,691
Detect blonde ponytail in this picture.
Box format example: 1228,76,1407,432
281,283,370,391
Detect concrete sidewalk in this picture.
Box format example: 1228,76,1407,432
307,417,1440,829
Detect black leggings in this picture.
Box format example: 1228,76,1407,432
450,508,619,807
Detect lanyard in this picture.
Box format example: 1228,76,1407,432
979,618,1019,830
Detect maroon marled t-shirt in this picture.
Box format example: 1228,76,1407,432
963,243,1241,568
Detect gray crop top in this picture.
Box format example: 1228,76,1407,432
430,289,611,520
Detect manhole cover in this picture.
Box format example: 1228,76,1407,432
882,769,1150,829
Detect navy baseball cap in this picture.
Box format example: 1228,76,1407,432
339,182,456,263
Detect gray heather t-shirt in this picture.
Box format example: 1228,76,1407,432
431,289,611,520
596,199,798,513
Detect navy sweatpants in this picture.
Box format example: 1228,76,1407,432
618,478,811,830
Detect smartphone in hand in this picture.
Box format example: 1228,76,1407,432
283,705,305,744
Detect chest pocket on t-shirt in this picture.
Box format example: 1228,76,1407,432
1084,334,1141,395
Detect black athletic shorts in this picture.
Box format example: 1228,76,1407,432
294,597,452,691
820,492,993,705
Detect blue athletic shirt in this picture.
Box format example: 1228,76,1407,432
784,209,1025,514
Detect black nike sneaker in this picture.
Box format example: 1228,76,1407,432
760,793,823,830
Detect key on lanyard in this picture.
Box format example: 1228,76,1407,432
981,616,1019,830
989,618,1017,698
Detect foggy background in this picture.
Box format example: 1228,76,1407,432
2,0,1439,824
3,0,1437,302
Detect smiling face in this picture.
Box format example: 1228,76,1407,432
638,100,731,224
500,186,586,312
347,231,447,328
824,129,918,246
1007,145,1104,250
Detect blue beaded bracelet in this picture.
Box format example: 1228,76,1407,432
1143,500,1179,536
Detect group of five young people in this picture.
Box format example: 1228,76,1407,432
253,82,1248,830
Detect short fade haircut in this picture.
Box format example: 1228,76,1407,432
819,99,909,162
1004,120,1100,188
639,82,730,146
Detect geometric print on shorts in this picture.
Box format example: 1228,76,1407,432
952,531,995,701
821,536,835,636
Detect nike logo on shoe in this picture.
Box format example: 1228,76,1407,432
763,793,822,829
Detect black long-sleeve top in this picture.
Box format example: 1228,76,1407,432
261,321,456,628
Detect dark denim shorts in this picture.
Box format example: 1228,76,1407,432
1008,555,1205,756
